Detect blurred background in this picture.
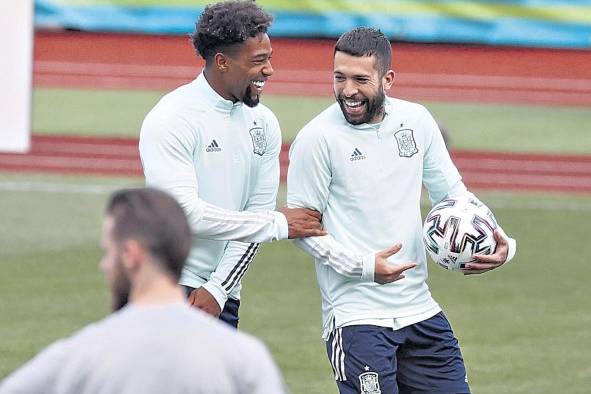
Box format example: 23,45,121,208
1,1,590,393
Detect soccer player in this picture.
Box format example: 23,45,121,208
287,27,517,393
0,188,287,394
139,1,325,327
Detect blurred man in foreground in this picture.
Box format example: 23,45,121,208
0,188,287,394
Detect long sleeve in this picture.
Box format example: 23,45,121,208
421,109,516,262
287,127,375,281
139,112,288,243
201,115,281,307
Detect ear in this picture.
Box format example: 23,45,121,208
382,70,396,91
120,239,146,273
214,52,230,73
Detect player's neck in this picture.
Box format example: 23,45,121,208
368,106,386,124
129,272,185,306
203,67,234,102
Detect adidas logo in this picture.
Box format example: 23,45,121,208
206,139,222,152
349,148,366,161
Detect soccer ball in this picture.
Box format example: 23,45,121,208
422,196,498,271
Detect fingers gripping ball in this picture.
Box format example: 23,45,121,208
423,196,497,271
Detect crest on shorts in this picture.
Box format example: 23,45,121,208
394,128,418,158
359,372,381,394
249,126,266,156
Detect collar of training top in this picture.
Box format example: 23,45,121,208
195,72,242,114
342,99,392,131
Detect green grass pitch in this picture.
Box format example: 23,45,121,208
32,88,591,153
0,173,590,393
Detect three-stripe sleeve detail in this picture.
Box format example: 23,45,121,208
302,237,363,277
220,243,260,292
202,204,273,226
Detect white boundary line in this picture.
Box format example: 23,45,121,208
1,180,590,211
0,181,125,194
34,61,591,91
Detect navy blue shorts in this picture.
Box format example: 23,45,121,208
326,312,470,394
183,285,240,328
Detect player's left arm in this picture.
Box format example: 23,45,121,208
420,107,517,275
463,227,515,274
192,114,281,315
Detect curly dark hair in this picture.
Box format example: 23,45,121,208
335,27,392,76
192,1,274,62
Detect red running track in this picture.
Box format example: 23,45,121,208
3,32,588,193
34,32,591,106
1,135,591,194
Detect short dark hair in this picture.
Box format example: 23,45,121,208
334,27,392,75
106,188,191,280
192,0,273,61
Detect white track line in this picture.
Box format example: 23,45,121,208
34,142,138,156
0,155,141,170
33,75,591,105
461,172,591,188
0,181,126,194
454,158,591,173
1,180,589,211
34,61,591,91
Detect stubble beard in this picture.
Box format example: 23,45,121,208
111,260,131,312
242,85,260,108
337,87,386,125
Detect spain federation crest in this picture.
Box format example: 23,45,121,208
394,128,418,158
359,372,381,394
249,126,267,156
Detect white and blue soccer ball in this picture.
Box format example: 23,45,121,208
423,196,498,271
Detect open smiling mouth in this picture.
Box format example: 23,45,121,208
342,98,366,115
251,80,266,94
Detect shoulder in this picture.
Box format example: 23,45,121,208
308,102,343,128
140,90,203,149
386,97,431,119
180,305,271,357
142,80,209,129
150,81,201,114
293,103,341,145
231,329,272,358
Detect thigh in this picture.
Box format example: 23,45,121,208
397,312,470,394
219,297,240,329
182,286,240,329
326,325,400,394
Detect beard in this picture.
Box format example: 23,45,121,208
337,87,386,125
110,259,131,312
111,284,130,312
242,85,260,108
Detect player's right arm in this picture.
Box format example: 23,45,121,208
139,113,321,242
287,126,415,283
